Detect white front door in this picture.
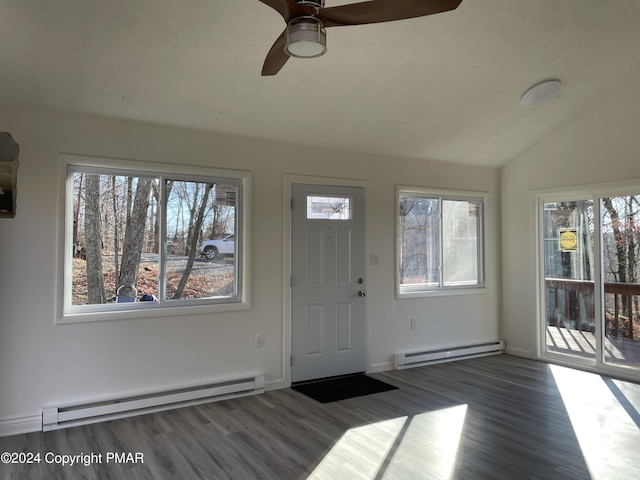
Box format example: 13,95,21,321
291,183,366,383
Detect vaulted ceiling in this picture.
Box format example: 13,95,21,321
2,0,640,167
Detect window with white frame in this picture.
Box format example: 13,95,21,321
62,157,250,319
397,187,485,296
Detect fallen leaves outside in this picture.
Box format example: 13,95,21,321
72,254,234,305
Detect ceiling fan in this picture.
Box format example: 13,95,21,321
258,0,463,76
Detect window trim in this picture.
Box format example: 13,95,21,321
395,185,487,299
57,154,252,324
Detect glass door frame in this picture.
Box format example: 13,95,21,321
535,181,640,382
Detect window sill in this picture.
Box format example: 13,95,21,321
58,300,251,324
396,286,489,299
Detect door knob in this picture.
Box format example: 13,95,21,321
357,290,366,297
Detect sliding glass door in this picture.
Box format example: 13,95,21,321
540,191,640,376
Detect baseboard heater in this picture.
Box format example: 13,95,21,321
43,375,264,431
395,340,505,369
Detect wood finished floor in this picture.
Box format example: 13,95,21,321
2,355,640,479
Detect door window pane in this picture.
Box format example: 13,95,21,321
601,196,640,367
543,200,595,360
306,195,351,220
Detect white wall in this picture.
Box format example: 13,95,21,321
0,107,499,429
501,76,640,357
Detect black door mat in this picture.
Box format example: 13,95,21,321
292,374,398,403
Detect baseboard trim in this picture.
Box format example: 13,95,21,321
369,362,393,373
265,378,288,391
505,347,536,359
0,412,42,437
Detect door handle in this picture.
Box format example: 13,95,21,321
357,290,366,297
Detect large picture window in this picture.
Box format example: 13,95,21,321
396,187,485,297
61,157,250,321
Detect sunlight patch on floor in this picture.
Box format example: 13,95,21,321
308,416,408,480
308,404,468,480
382,404,467,480
550,364,640,479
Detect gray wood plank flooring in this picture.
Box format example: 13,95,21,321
2,355,640,479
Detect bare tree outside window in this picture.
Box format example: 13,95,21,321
69,168,240,309
117,176,154,295
602,196,640,340
398,191,484,295
84,174,105,304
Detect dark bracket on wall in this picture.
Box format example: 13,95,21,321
0,132,19,218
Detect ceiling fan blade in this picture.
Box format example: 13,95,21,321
257,0,297,21
319,0,463,27
262,30,290,76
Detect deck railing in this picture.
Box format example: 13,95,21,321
545,278,640,340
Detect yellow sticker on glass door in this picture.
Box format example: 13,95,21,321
559,228,578,251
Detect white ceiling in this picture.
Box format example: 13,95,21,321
2,0,640,167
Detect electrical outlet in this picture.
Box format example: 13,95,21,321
410,317,416,330
255,333,265,347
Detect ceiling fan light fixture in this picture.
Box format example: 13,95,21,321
285,16,327,59
296,0,325,7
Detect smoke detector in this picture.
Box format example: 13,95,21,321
520,79,562,107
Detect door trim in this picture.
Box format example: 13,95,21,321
283,175,370,386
